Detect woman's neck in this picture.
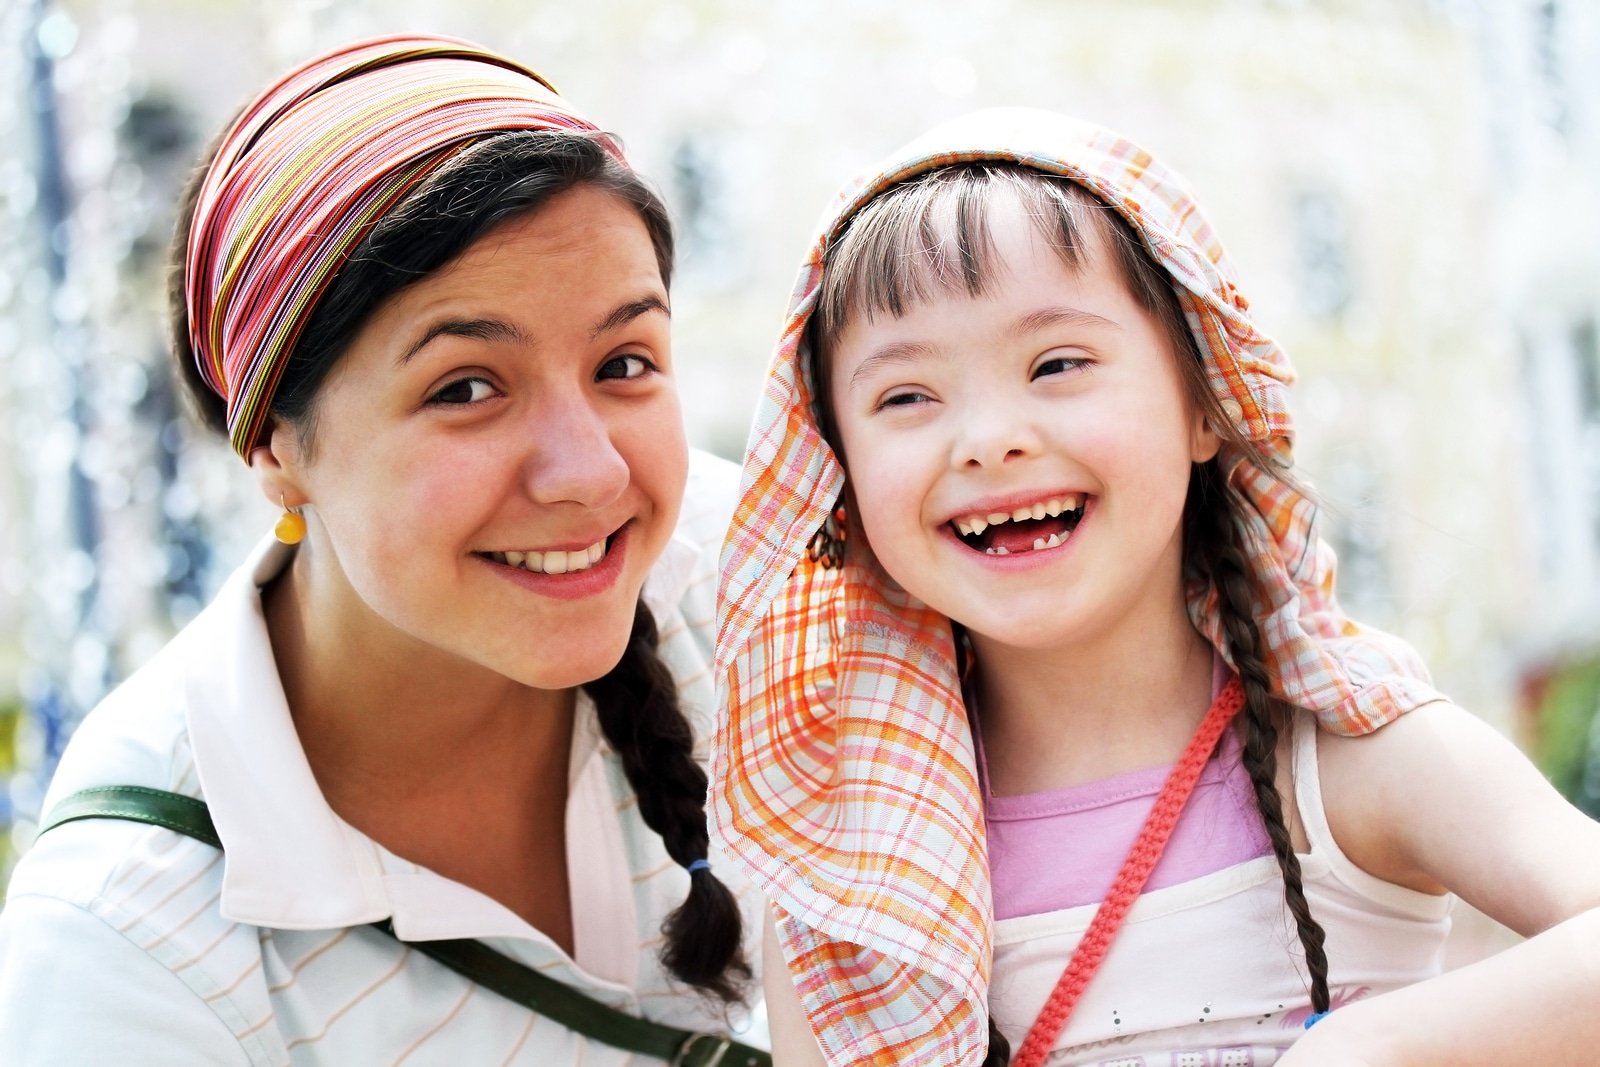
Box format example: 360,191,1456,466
262,546,575,817
263,545,580,948
970,591,1216,796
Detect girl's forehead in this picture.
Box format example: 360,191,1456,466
825,178,1122,333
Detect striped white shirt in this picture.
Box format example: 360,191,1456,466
0,450,764,1065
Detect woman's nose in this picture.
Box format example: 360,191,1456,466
523,397,630,508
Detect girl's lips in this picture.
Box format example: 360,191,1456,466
942,495,1096,566
477,523,630,601
942,490,1087,531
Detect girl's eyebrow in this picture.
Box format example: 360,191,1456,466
848,340,946,390
1011,305,1122,336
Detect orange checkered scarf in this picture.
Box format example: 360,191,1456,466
711,110,1442,1065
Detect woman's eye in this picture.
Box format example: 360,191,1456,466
597,353,655,381
428,377,496,406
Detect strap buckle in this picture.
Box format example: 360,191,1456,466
671,1032,732,1067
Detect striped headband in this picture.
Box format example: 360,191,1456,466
185,34,622,457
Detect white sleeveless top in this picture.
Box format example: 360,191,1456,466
988,713,1453,1066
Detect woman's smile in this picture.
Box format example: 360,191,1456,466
474,522,631,600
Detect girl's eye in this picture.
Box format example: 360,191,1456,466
597,353,656,381
428,376,497,406
1032,354,1090,380
877,390,931,411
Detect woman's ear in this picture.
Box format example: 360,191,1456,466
248,419,308,510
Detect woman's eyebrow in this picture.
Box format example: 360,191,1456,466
1011,305,1121,336
396,296,668,366
398,317,529,365
590,295,670,339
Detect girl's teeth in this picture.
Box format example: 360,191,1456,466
987,512,1009,525
971,518,988,536
1031,532,1065,551
985,545,1010,556
505,550,526,567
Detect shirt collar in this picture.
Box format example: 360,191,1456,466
181,534,654,966
184,536,393,929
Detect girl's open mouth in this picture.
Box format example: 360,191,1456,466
949,494,1086,556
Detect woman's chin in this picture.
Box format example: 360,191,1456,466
498,630,636,693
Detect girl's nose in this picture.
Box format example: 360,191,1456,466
524,397,630,508
955,392,1042,469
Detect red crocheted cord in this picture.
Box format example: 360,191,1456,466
1010,678,1246,1067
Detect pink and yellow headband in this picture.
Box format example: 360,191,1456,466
184,34,622,457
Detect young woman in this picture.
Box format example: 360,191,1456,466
713,109,1600,1065
0,35,762,1066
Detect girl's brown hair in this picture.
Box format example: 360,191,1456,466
808,164,1328,1061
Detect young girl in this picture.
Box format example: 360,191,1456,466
0,36,766,1065
711,109,1600,1066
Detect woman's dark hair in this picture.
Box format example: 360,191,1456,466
169,130,674,453
808,164,1330,1061
167,129,749,1003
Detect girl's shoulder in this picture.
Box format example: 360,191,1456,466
1314,700,1600,932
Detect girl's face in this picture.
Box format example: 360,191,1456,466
827,190,1218,655
268,184,687,689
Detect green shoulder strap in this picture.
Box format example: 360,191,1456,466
41,785,770,1067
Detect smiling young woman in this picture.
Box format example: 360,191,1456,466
0,36,763,1066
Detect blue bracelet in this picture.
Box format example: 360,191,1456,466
685,858,712,874
1303,1010,1330,1030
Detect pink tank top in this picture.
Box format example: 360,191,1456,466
980,661,1273,920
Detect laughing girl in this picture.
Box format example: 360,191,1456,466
713,110,1600,1066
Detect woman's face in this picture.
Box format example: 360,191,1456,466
270,184,687,690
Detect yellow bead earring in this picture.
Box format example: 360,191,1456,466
274,495,307,545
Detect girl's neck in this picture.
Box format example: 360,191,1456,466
970,592,1216,796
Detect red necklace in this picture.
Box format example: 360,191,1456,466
1010,677,1246,1066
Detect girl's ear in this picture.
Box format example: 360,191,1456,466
247,419,309,510
1191,410,1223,464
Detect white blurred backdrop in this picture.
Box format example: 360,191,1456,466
2,1,1598,891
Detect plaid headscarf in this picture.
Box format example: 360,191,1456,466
711,108,1443,1065
185,34,621,457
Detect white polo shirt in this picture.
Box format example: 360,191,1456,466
0,450,763,1065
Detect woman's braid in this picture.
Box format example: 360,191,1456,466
585,601,751,1002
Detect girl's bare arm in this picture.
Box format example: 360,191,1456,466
1282,700,1600,1065
763,905,831,1067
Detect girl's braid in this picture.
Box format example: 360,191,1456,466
585,601,751,1003
982,1017,1013,1065
1190,466,1332,1014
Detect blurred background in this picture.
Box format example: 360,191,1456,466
1,0,1597,952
